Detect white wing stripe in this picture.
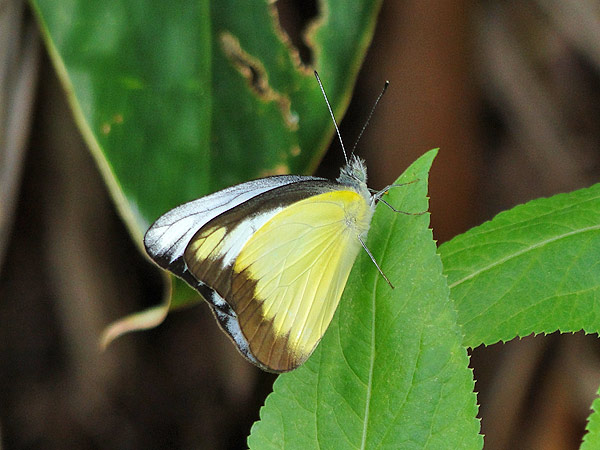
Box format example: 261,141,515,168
145,176,311,265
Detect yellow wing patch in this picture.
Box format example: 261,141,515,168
186,226,227,264
231,189,373,372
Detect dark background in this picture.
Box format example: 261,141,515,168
2,1,600,448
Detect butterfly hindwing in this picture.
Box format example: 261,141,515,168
184,184,374,372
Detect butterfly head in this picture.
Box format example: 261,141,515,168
338,154,367,185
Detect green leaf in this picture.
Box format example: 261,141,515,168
582,388,600,449
31,0,383,233
439,183,600,349
30,0,385,337
248,150,482,449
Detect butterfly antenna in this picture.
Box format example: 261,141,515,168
350,80,389,156
314,70,349,165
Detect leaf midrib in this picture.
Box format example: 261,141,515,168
360,204,399,449
359,276,377,450
448,224,600,290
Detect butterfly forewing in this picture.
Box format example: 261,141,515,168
144,175,317,271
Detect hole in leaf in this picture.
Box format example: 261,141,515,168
272,0,319,66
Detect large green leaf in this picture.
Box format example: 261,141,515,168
248,150,482,449
31,0,382,232
30,0,384,334
439,183,600,349
439,184,600,450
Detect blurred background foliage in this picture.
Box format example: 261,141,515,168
1,0,600,449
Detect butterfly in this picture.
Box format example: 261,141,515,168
144,72,416,372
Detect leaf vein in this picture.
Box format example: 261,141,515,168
448,224,600,289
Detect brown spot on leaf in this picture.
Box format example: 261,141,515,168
220,32,298,130
100,114,124,135
260,164,290,177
